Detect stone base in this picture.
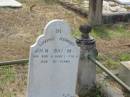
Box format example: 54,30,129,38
118,61,130,87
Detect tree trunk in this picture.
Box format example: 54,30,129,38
89,0,103,25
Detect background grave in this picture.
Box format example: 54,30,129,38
0,0,22,7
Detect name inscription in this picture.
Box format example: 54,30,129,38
33,48,78,64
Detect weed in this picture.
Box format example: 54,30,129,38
119,52,130,61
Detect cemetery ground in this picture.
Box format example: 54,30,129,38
0,0,130,97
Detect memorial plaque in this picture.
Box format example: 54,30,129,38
27,20,80,97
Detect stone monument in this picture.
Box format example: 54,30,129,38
27,20,80,97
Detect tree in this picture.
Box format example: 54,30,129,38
88,0,103,25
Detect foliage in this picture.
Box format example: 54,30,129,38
78,85,103,97
119,52,130,61
91,24,130,39
90,24,130,69
97,52,130,69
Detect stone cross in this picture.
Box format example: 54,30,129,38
27,20,80,97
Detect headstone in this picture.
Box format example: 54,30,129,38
118,61,130,87
0,0,22,7
27,20,80,97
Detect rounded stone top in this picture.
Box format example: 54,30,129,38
79,24,92,34
79,24,92,39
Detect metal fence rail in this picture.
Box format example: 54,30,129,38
0,59,28,66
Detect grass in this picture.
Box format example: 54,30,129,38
72,24,130,69
78,85,103,97
0,65,28,97
0,66,15,84
42,0,58,4
91,24,130,69
91,24,130,39
96,50,130,70
0,0,86,96
72,29,81,38
0,0,130,96
119,52,130,61
0,66,16,97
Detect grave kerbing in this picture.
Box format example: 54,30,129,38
27,20,80,97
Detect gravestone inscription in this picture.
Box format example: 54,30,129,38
27,20,80,97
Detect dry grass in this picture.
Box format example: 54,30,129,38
91,24,130,69
0,0,86,61
0,0,86,97
0,0,130,97
0,65,28,97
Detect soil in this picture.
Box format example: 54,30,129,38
0,0,86,61
0,0,130,61
0,2,87,96
96,38,130,55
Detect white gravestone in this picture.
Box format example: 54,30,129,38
0,0,22,7
27,20,80,97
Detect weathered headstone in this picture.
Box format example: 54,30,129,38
0,0,22,7
27,20,80,97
